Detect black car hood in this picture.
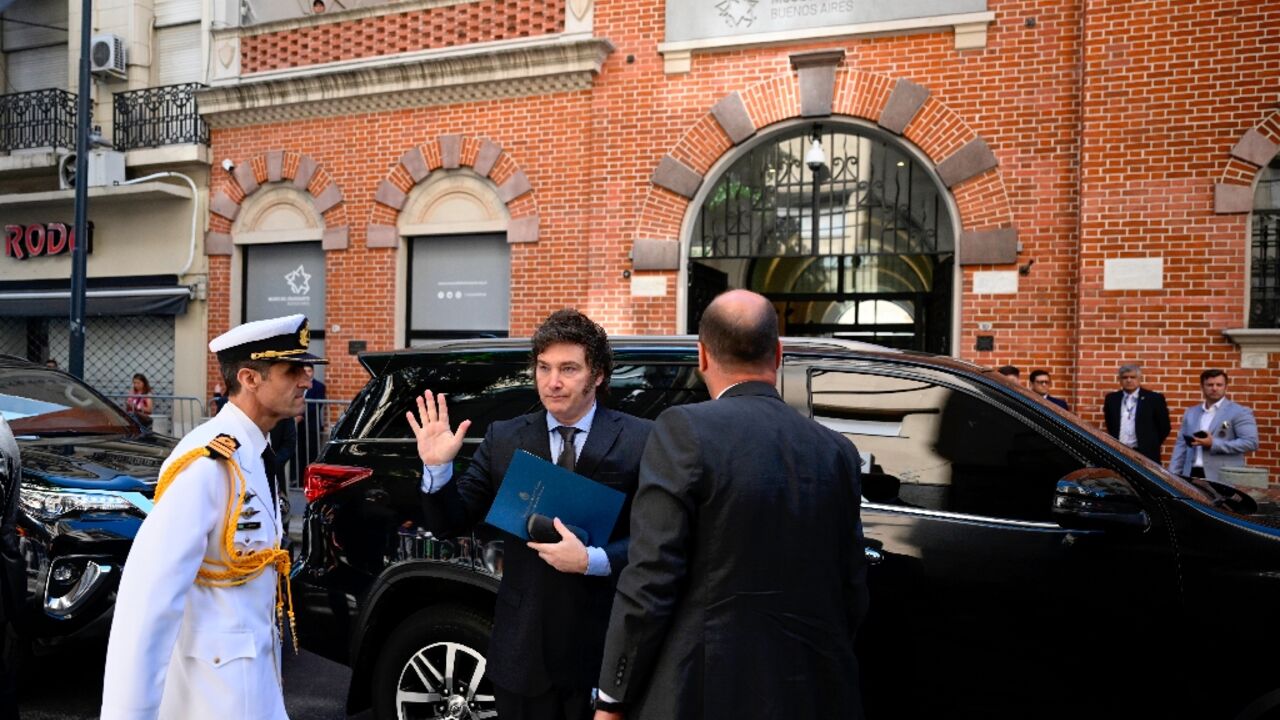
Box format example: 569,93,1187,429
20,434,176,492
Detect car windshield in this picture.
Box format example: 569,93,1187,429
0,369,136,436
983,369,1226,510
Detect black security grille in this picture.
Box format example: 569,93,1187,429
1252,209,1280,328
0,88,78,151
693,126,952,259
113,83,209,150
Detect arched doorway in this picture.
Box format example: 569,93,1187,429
688,122,956,353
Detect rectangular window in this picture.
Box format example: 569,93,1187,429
3,0,69,93
243,242,327,379
407,234,510,343
155,23,202,86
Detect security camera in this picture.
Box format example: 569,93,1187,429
221,158,235,173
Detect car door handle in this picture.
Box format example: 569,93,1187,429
864,546,883,565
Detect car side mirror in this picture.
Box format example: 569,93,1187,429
1053,468,1149,531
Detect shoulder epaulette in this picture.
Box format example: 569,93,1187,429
205,434,241,459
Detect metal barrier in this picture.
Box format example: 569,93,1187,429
107,395,350,489
289,398,350,487
105,393,208,437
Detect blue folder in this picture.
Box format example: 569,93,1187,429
484,450,626,545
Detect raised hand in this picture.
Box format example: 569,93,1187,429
406,390,472,466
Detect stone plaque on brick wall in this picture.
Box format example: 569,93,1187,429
1103,258,1162,291
972,270,1017,294
666,0,986,44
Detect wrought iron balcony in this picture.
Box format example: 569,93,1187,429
0,88,78,152
113,83,209,151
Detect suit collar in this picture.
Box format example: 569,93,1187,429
576,406,621,477
720,380,779,400
519,411,553,462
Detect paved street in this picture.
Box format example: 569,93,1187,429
17,640,368,719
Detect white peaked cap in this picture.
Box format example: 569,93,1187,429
209,314,327,364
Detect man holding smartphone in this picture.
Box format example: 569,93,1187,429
1168,369,1258,480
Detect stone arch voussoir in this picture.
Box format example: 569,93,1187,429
206,150,349,254
364,134,541,248
634,62,1020,273
1213,109,1280,214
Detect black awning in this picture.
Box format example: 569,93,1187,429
0,286,191,317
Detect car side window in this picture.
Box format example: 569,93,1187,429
342,360,709,445
607,363,709,419
807,367,1084,523
345,363,539,444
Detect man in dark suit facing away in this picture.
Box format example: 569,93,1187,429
409,309,651,720
1102,363,1171,463
592,290,868,720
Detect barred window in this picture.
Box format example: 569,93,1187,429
1252,154,1280,328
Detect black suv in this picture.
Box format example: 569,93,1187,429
297,338,1280,720
4,356,174,653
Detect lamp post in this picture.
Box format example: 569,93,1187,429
804,127,826,256
68,0,93,379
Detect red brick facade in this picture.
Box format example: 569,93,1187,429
206,0,1280,478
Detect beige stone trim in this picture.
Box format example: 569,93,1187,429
399,171,510,232
1224,329,1280,356
953,22,989,50
125,144,210,168
199,36,614,127
657,11,995,73
0,181,191,208
234,185,325,236
565,0,593,34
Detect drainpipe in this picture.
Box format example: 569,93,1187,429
115,171,201,277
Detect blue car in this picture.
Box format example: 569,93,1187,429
3,355,173,653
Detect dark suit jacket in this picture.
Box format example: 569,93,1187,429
448,405,651,696
1045,394,1070,410
598,382,868,719
1103,388,1171,463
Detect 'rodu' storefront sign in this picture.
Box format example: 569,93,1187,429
4,222,94,260
666,0,987,43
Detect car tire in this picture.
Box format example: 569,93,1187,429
371,605,496,720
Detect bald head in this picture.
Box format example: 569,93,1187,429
699,290,779,371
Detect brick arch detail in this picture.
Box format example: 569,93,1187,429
636,68,1016,256
366,134,540,246
1214,109,1280,214
207,150,350,250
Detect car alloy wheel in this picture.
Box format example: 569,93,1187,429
394,640,496,720
371,605,496,720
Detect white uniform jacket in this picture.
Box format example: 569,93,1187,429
101,402,288,720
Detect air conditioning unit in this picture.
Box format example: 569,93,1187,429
89,34,127,78
58,150,126,190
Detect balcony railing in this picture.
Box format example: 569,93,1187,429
113,83,209,151
0,88,78,152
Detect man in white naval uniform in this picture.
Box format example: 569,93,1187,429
101,315,326,720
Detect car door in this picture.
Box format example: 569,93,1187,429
782,358,1181,719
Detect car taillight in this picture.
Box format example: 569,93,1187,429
304,463,373,502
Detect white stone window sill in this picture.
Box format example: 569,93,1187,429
1223,328,1280,368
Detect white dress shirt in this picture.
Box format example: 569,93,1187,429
1118,390,1140,448
1194,398,1223,468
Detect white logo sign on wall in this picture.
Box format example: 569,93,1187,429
284,264,311,295
716,0,758,27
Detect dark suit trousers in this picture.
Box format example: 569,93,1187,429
494,682,591,720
